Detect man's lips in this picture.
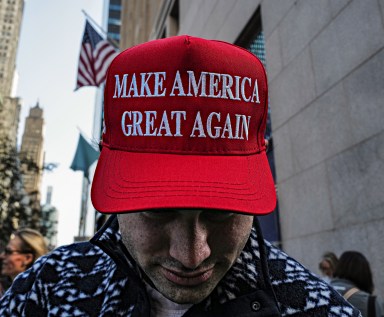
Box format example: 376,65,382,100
161,267,214,286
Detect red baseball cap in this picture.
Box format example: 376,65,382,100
91,35,276,215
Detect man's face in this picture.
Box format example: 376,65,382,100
118,209,253,304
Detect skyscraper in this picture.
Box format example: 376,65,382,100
41,186,58,249
20,102,44,209
0,0,24,97
0,0,24,145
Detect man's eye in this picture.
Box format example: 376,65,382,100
202,210,234,222
142,210,174,220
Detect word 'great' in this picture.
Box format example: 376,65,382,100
113,70,260,104
121,110,251,140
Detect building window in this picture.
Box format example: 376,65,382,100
236,8,272,144
107,23,120,36
236,7,280,245
246,32,272,141
167,0,179,37
109,33,120,41
153,0,179,39
109,4,121,11
109,10,121,22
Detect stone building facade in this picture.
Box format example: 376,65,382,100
118,0,384,298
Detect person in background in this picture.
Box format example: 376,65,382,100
331,251,383,317
319,251,339,283
0,228,48,283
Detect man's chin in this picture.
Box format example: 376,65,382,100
160,286,212,304
151,277,218,304
143,264,228,304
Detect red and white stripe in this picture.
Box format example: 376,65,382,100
76,40,118,90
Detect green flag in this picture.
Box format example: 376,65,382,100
70,133,99,181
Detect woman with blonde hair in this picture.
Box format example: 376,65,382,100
0,228,48,282
318,251,339,282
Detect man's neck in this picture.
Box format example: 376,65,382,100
144,282,193,317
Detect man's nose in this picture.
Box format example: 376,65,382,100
169,220,211,269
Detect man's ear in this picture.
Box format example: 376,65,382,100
264,139,269,151
23,253,34,267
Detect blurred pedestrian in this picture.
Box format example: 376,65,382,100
0,228,48,282
319,251,338,282
331,251,383,317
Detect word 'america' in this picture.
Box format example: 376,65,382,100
121,110,251,140
113,71,260,104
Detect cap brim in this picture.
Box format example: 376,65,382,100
91,147,276,215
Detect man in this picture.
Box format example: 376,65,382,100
0,36,361,316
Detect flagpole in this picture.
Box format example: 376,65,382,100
78,176,90,237
81,9,120,49
76,126,98,150
71,132,100,239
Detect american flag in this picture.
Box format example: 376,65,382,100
75,20,118,90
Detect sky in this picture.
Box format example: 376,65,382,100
16,0,105,246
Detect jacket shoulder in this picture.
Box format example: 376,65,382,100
264,242,362,317
0,241,115,316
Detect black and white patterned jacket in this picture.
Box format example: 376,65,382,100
0,216,361,316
